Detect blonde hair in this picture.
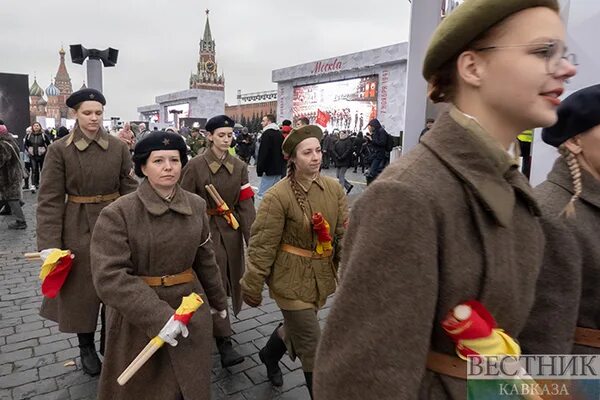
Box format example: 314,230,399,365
286,159,310,226
559,145,582,218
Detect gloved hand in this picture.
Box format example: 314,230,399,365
158,315,189,347
242,292,262,308
39,248,61,262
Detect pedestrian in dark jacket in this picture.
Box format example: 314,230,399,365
365,119,387,185
25,122,51,190
235,127,255,164
56,126,70,140
0,124,26,229
321,131,334,169
257,114,285,198
352,132,365,173
332,131,354,194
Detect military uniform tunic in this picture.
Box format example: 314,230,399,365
180,148,256,317
91,180,228,400
314,109,547,400
37,127,137,332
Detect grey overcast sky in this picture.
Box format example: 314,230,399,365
2,0,411,120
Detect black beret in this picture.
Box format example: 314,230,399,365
423,0,559,81
282,125,323,157
542,84,600,147
133,131,188,177
205,115,235,133
66,88,106,108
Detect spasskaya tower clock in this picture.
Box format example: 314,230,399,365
190,9,224,91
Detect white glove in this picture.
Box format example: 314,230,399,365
210,308,227,319
158,315,189,347
39,248,60,262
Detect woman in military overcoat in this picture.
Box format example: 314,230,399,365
313,1,578,398
180,114,256,368
36,88,138,375
91,131,228,400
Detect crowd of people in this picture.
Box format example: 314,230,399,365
0,0,599,399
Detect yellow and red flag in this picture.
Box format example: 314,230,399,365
117,293,203,386
442,300,521,360
173,292,204,325
312,212,333,255
37,250,74,299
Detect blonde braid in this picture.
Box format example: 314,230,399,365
559,145,583,218
287,160,310,225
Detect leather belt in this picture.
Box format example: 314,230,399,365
426,351,467,380
140,268,195,287
281,244,332,259
574,327,600,348
67,192,120,204
207,208,232,216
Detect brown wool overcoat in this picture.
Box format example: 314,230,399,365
37,128,137,332
180,149,256,315
90,180,228,400
521,157,598,355
313,111,547,400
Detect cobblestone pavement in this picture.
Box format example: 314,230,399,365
0,166,366,400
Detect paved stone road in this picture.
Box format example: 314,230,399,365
0,166,366,400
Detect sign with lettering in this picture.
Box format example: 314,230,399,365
311,58,343,75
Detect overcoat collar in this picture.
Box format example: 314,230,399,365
547,156,600,209
66,125,109,151
421,109,540,227
136,179,192,216
295,174,325,193
204,147,234,175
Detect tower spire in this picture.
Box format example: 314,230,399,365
203,9,213,43
54,46,73,96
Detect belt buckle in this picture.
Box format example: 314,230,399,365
160,275,172,287
94,195,103,203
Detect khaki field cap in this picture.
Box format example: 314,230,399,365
282,125,323,157
423,0,559,81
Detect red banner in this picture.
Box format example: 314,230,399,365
315,109,330,127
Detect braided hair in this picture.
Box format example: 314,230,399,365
559,144,583,218
287,159,311,227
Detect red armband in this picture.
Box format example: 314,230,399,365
239,183,254,202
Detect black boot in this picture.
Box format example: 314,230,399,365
259,324,286,387
77,333,101,376
304,371,314,399
215,336,244,368
8,220,26,230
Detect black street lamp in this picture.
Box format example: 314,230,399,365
69,45,119,93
